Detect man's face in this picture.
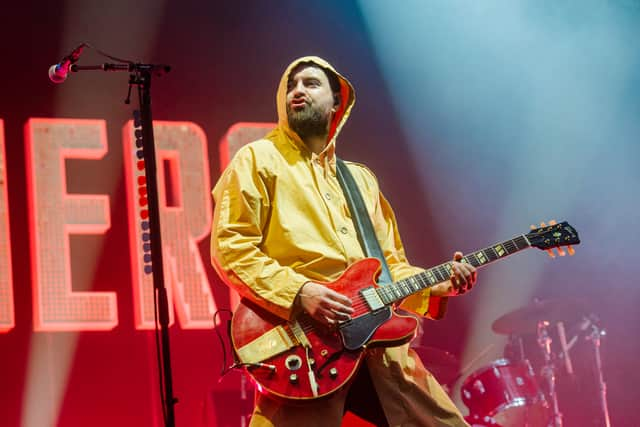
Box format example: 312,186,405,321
286,65,336,139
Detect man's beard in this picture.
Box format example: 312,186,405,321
287,104,330,140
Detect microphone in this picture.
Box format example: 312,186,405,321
48,44,85,83
557,321,574,375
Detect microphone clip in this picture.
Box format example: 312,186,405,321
49,43,87,84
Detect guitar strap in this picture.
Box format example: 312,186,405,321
336,158,393,286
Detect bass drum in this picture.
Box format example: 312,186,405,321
461,359,548,427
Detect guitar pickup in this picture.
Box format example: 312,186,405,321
360,287,384,311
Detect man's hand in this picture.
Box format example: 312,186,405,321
296,282,354,326
431,251,477,297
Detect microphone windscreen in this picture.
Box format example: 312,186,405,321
48,64,67,84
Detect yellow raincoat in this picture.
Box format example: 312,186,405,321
211,57,468,427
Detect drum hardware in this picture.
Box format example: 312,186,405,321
506,333,527,362
488,300,611,427
537,320,562,427
555,321,573,376
586,319,611,427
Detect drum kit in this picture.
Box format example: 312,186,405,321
415,298,611,427
212,297,610,426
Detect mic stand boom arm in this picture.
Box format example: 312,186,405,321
70,63,171,74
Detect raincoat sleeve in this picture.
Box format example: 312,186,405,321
372,188,448,320
211,145,309,320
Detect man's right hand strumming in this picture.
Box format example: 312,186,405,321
297,282,354,327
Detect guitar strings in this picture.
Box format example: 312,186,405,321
295,233,567,334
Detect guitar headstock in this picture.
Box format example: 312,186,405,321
526,220,580,258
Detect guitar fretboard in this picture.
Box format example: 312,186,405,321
375,235,531,305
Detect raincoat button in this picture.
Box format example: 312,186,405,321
340,226,348,235
324,193,332,201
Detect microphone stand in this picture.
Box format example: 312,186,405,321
71,62,176,427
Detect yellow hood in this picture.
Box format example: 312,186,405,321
273,56,355,156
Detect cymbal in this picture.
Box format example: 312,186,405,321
410,345,460,384
492,298,586,335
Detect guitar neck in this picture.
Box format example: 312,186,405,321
376,234,532,305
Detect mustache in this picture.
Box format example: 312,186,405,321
289,97,310,107
286,102,312,115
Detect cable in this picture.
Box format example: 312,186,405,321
212,309,235,377
78,41,134,64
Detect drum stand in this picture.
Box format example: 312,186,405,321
587,322,612,427
537,321,563,427
507,333,527,361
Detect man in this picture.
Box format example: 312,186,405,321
211,56,476,426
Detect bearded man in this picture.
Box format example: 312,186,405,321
211,56,476,427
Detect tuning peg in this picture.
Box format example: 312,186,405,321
567,246,575,256
549,219,557,226
546,249,556,258
556,247,566,256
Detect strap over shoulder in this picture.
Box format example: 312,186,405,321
335,158,393,286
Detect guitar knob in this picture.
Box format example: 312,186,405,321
329,368,338,379
289,374,298,384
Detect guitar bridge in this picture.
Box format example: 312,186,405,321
236,324,296,364
290,320,311,348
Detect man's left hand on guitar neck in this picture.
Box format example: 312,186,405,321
430,251,477,297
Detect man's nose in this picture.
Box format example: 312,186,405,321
291,80,306,97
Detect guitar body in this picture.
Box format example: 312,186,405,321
229,221,580,401
231,258,419,401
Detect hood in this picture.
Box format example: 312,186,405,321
274,56,355,155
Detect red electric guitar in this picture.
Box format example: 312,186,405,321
230,221,580,401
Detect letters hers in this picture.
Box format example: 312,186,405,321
1,119,274,332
